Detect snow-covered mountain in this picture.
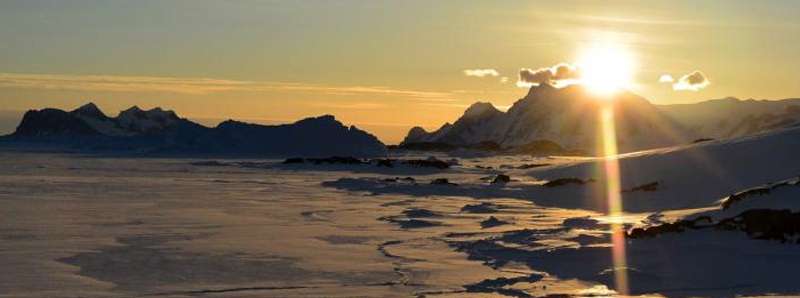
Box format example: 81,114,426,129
3,103,386,157
403,84,800,155
403,84,694,154
657,97,800,140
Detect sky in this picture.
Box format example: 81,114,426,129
1,0,799,143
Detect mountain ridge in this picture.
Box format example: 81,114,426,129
402,84,800,154
2,104,387,157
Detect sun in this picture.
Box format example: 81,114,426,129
576,43,635,96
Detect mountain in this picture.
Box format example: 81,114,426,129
403,83,694,154
2,103,386,157
657,97,800,140
403,84,800,155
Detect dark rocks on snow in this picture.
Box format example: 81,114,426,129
430,178,458,186
281,156,367,165
491,174,511,184
480,216,510,229
627,216,712,239
717,209,800,243
402,208,442,218
373,159,395,167
692,138,715,143
461,202,499,214
464,274,543,296
403,158,450,169
383,218,442,229
543,177,595,187
500,163,549,170
623,181,660,193
562,216,607,230
722,179,799,210
382,176,416,183
282,157,305,164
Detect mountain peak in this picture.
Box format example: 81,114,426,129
525,82,556,96
124,106,143,113
71,102,108,119
295,114,338,125
463,102,501,118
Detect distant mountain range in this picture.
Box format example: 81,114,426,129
402,84,800,154
0,103,387,157
5,86,800,157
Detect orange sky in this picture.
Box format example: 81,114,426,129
1,1,799,143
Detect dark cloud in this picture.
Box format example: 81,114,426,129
673,71,710,91
517,63,580,87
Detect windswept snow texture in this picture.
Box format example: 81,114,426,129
1,103,386,157
525,125,800,212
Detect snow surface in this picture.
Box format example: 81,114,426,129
4,124,800,297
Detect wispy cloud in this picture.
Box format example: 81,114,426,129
658,74,674,83
0,73,456,102
463,69,500,77
308,102,387,110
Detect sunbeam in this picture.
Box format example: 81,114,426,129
599,103,630,295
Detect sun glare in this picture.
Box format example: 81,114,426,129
577,43,635,96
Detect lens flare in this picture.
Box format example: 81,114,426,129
600,103,629,295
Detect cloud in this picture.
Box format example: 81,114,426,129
658,74,674,83
499,76,509,84
516,63,580,87
463,69,500,77
0,72,456,102
672,71,710,91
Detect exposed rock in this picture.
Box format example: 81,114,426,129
562,216,607,230
500,163,549,170
627,216,713,239
623,181,660,193
394,142,457,152
464,274,543,296
402,208,442,218
430,178,458,186
717,209,800,242
306,156,367,165
373,159,394,167
632,208,800,243
480,216,509,229
491,174,511,184
384,218,442,229
692,138,715,144
282,157,305,164
461,202,499,214
381,176,417,183
543,178,595,187
402,157,450,169
721,180,799,210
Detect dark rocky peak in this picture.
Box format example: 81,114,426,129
293,114,341,127
70,102,108,119
407,126,428,136
13,108,99,137
119,106,179,120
